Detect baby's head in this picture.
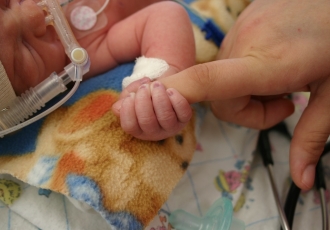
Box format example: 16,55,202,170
0,0,66,96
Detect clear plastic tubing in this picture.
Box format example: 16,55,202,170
0,62,89,137
0,72,67,130
0,0,90,137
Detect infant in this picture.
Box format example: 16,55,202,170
0,0,195,140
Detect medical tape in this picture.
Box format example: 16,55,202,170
0,61,16,110
122,56,169,89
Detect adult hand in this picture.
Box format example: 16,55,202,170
158,0,330,190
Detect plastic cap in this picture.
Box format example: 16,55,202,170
71,48,87,64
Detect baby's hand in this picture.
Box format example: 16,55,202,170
112,79,192,141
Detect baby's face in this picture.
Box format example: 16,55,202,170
0,0,66,95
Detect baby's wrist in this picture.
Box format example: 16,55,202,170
122,56,169,89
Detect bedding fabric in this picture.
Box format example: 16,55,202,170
0,0,328,230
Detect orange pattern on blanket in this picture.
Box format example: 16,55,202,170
50,152,85,192
75,94,116,123
60,94,117,133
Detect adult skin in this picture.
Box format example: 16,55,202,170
156,0,330,190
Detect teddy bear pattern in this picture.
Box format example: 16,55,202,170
0,89,196,228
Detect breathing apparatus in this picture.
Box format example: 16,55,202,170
0,0,90,137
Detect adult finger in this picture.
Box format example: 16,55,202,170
290,84,330,190
159,57,288,104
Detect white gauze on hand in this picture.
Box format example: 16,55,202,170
122,56,169,89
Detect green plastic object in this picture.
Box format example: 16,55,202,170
169,197,245,230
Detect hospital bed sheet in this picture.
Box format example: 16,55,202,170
147,92,329,230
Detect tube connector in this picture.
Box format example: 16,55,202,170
0,72,67,131
0,0,90,137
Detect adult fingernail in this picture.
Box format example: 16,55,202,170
302,164,315,189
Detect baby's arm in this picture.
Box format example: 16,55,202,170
101,1,195,140
91,1,195,76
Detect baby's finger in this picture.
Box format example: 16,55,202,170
113,77,151,116
135,84,161,134
112,98,124,116
150,82,180,131
120,77,151,100
166,88,192,124
120,93,143,136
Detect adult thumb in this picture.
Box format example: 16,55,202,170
290,90,330,190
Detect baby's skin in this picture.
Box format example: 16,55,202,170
0,0,195,140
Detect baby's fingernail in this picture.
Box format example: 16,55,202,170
128,92,135,98
139,84,147,90
152,82,160,88
166,89,174,96
112,100,122,111
141,77,151,84
152,81,164,90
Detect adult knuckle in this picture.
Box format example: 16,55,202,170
303,142,324,159
191,64,211,85
190,64,214,101
294,131,328,157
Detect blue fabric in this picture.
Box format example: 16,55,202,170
176,0,224,47
0,62,135,156
202,19,225,47
0,119,43,155
67,174,143,230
